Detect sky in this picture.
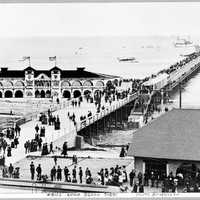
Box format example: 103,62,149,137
0,3,200,37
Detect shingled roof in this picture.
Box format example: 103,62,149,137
0,67,119,79
127,109,200,162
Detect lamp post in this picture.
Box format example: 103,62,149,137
179,83,182,109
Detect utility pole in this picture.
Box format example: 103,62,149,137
179,82,182,109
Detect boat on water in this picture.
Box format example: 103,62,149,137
180,52,196,57
117,57,138,63
174,37,193,47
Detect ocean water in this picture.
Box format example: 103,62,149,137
0,35,198,107
0,36,196,79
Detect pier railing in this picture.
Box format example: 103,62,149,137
51,92,138,147
76,92,138,132
168,61,200,90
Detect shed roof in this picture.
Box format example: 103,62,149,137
127,109,200,161
143,73,168,86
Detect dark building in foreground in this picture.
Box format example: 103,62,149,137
127,109,200,177
0,66,119,99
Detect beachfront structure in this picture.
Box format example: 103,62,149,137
127,109,200,178
0,66,120,99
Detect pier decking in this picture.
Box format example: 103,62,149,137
129,52,200,124
0,178,119,193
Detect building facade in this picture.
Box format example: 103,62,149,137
0,66,120,99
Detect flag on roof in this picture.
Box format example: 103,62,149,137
19,56,30,62
49,56,56,61
22,56,30,61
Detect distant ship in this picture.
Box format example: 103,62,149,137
117,57,138,63
174,37,193,47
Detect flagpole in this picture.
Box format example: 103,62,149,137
55,56,57,67
28,57,31,67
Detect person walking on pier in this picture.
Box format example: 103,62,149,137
50,142,53,153
150,171,155,187
64,166,69,182
2,140,7,155
50,166,56,181
30,161,35,180
79,167,83,183
72,166,77,183
62,142,68,157
57,165,62,181
119,147,125,157
132,182,138,193
7,145,11,157
129,169,136,187
35,124,39,133
27,140,31,153
36,164,42,181
38,137,42,151
14,137,19,148
8,163,14,178
100,169,105,185
85,167,89,178
24,141,28,154
138,172,143,186
54,156,57,165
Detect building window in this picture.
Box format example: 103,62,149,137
53,81,59,87
26,81,33,87
26,91,33,96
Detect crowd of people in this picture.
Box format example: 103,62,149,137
0,125,21,159
165,52,200,75
24,160,149,193
40,110,61,130
2,163,20,179
3,153,200,193
27,160,94,184
71,99,82,107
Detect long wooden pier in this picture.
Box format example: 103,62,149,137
0,178,119,193
53,52,200,146
130,53,200,124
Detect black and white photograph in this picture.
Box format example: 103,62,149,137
0,1,200,198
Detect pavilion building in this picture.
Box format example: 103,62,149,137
127,109,200,177
0,66,120,99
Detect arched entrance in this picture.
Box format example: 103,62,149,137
35,90,40,98
46,90,51,98
63,90,71,99
4,90,13,98
83,90,91,96
15,90,23,98
0,91,2,98
40,90,45,98
73,90,81,98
